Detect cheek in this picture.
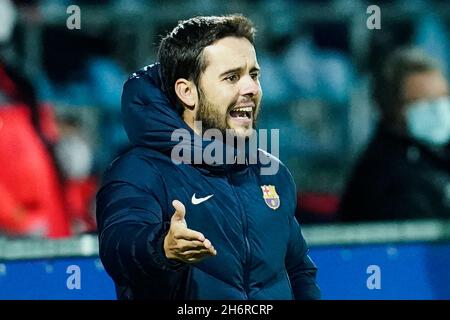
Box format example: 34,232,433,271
214,91,238,113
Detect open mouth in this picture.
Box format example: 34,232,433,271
229,106,253,119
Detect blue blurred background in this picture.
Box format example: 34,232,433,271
2,237,450,299
1,0,450,299
4,0,450,224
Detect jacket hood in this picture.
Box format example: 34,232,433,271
121,63,256,174
121,63,191,154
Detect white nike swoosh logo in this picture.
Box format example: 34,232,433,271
191,193,214,205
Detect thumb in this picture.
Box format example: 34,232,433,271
171,200,186,222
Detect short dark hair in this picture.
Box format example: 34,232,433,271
372,47,442,122
158,14,256,114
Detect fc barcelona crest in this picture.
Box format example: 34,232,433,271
261,185,280,210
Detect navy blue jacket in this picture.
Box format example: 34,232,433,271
96,64,321,300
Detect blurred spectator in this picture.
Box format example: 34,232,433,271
0,0,68,238
339,48,450,221
0,64,72,237
55,115,97,233
0,0,95,237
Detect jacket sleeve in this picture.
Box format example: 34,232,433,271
96,154,186,291
285,215,321,300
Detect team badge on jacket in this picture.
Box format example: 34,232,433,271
261,185,280,210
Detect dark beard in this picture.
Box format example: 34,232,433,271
195,87,258,137
195,91,228,136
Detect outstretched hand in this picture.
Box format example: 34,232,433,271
163,200,217,263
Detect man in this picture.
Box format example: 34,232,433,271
96,14,320,300
339,48,450,221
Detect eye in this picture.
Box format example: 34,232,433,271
225,74,239,82
250,72,260,80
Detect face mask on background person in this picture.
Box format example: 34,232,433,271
405,96,450,147
55,133,93,180
0,0,17,44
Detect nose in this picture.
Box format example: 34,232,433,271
239,75,261,97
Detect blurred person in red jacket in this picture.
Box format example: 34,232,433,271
0,64,73,238
0,0,73,237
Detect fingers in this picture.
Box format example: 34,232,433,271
176,239,216,253
171,200,186,221
170,200,205,241
173,227,205,242
165,199,217,264
202,239,217,255
181,249,217,263
167,236,217,263
176,239,207,250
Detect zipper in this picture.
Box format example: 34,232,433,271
226,171,251,299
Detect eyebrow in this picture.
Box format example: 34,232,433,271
219,66,260,78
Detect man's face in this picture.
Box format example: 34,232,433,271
195,36,262,137
401,70,450,145
402,70,449,106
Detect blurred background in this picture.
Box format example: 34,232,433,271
0,0,450,299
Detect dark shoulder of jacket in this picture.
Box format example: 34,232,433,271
99,147,165,196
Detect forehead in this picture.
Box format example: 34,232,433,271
403,71,449,102
202,37,258,72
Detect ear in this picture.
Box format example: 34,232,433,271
174,78,198,110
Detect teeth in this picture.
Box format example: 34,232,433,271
233,107,252,112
